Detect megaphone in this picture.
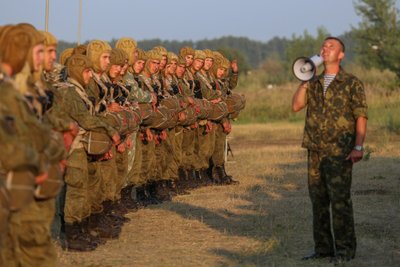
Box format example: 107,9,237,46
292,55,324,81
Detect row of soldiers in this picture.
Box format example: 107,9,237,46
0,22,245,266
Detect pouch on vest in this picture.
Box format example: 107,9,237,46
81,131,113,155
225,93,246,119
5,170,35,211
34,163,64,200
208,101,229,121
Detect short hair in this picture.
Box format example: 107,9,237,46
324,36,345,52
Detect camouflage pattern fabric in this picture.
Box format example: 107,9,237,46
308,150,356,258
303,68,368,156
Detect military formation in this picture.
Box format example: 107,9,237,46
0,23,245,266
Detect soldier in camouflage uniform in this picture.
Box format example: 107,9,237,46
190,50,215,185
86,40,126,229
292,37,367,264
115,39,157,206
0,25,45,265
0,23,61,267
211,51,239,184
175,56,199,188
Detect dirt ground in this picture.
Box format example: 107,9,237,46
57,123,400,267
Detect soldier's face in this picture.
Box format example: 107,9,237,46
320,39,344,64
82,68,93,85
216,67,227,79
99,52,111,72
185,55,194,67
120,63,129,76
160,56,167,69
43,45,57,71
192,59,204,71
132,49,138,63
149,59,160,74
203,58,213,71
32,44,45,72
109,64,122,79
133,60,145,74
176,64,186,78
166,60,177,75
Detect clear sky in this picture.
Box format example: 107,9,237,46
0,0,376,43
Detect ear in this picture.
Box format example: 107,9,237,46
338,51,345,60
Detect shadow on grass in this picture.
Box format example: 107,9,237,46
151,156,400,266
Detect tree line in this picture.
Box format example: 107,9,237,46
58,0,399,84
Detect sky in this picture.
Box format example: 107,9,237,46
0,0,380,43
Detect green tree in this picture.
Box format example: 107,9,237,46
353,0,400,79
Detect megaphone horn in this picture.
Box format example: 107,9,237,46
292,55,324,81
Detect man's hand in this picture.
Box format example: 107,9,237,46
112,133,121,145
346,150,363,163
117,143,126,153
231,60,238,73
108,102,123,112
35,172,49,185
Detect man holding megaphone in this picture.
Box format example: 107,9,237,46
292,37,368,265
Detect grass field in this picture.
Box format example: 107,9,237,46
57,122,400,267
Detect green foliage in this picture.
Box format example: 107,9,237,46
353,0,400,80
216,47,251,74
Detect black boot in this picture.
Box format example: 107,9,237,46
63,222,97,251
212,166,224,185
177,168,190,191
81,217,106,245
137,184,161,206
221,164,239,185
121,185,139,211
152,180,172,202
87,213,121,239
188,169,199,189
200,168,213,186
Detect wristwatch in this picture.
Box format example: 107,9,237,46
353,145,364,151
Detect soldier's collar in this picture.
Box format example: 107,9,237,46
317,67,346,83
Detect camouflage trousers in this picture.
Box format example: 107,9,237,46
194,125,216,170
64,148,91,223
126,133,144,186
2,199,57,267
115,149,129,199
141,136,156,182
162,128,182,180
211,123,226,167
87,161,103,214
181,127,196,170
307,150,356,258
97,147,118,202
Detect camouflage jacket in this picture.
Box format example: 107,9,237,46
196,71,220,100
302,68,368,156
123,71,153,104
52,78,117,138
0,74,50,174
0,105,40,175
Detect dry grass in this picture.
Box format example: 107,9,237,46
57,123,400,267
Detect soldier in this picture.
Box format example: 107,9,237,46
39,30,80,241
55,54,120,250
190,50,216,185
0,24,45,265
292,37,367,264
175,56,198,188
86,40,124,230
211,52,239,184
0,23,60,267
106,48,141,211
115,39,156,207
